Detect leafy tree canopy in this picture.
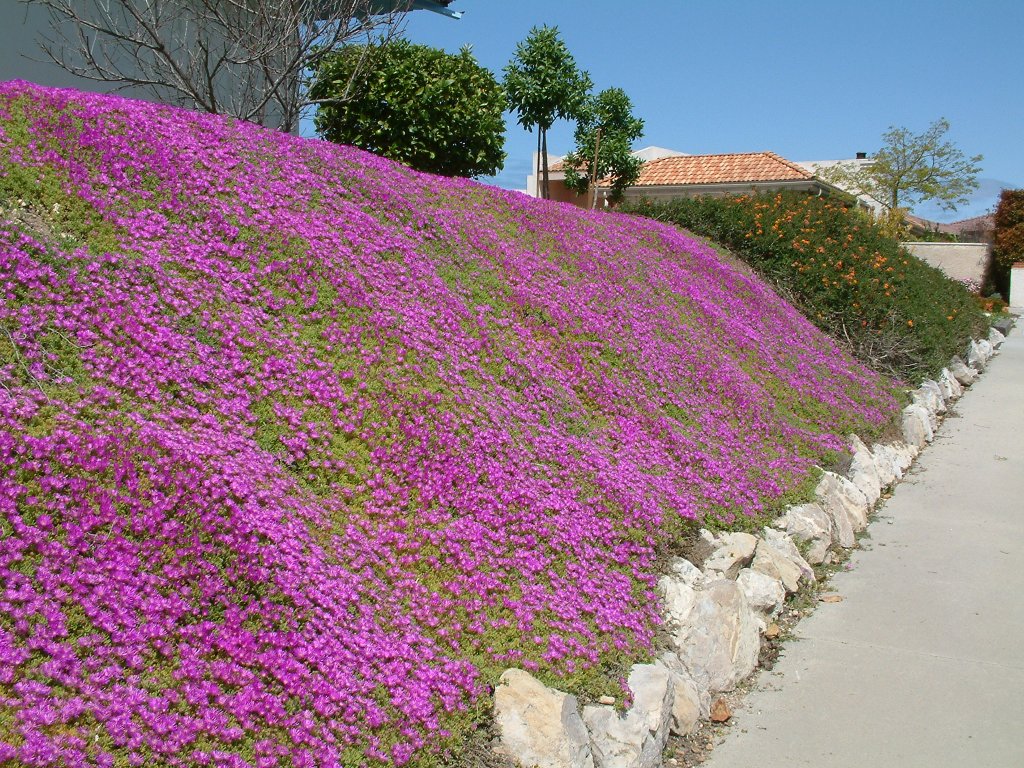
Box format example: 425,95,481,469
564,87,645,205
820,118,983,213
503,25,591,133
311,40,506,178
503,25,591,198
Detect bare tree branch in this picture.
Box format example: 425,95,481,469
22,0,413,132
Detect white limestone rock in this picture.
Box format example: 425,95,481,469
583,663,674,768
901,403,933,449
762,528,816,581
848,434,882,505
659,655,708,733
666,557,707,589
698,528,717,547
626,663,675,738
920,380,947,413
978,338,995,361
658,652,709,730
870,443,899,488
815,471,869,547
966,340,988,371
751,531,814,594
937,367,963,401
701,532,758,580
662,579,760,694
737,567,786,616
659,574,699,633
666,670,702,736
949,357,978,386
892,441,917,472
870,441,914,487
778,502,833,565
495,669,594,768
910,388,941,430
989,327,1006,349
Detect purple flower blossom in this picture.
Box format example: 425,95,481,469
0,81,897,766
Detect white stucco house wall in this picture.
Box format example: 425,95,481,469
525,146,687,200
795,156,883,214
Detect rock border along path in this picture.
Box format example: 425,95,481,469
491,324,1016,768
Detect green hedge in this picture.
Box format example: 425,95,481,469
624,192,987,381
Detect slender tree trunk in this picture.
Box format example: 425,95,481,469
541,128,550,200
535,129,542,197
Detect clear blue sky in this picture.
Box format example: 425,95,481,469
337,0,1024,222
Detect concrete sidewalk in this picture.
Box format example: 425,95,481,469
702,324,1024,768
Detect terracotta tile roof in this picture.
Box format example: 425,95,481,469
549,146,686,173
631,152,814,187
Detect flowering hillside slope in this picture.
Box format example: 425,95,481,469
0,82,897,767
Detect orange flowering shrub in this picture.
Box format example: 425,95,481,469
626,192,986,380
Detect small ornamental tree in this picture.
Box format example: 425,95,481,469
564,87,645,206
503,26,591,199
312,40,506,178
819,118,983,213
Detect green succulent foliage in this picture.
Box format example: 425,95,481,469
311,40,506,178
564,87,645,204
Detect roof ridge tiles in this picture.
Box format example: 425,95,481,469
632,151,813,186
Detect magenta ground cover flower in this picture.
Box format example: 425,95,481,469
0,82,898,766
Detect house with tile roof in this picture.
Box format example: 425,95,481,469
618,151,847,204
534,149,849,208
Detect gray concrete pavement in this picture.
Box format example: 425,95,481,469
701,324,1024,768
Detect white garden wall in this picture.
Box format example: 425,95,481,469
902,242,991,288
